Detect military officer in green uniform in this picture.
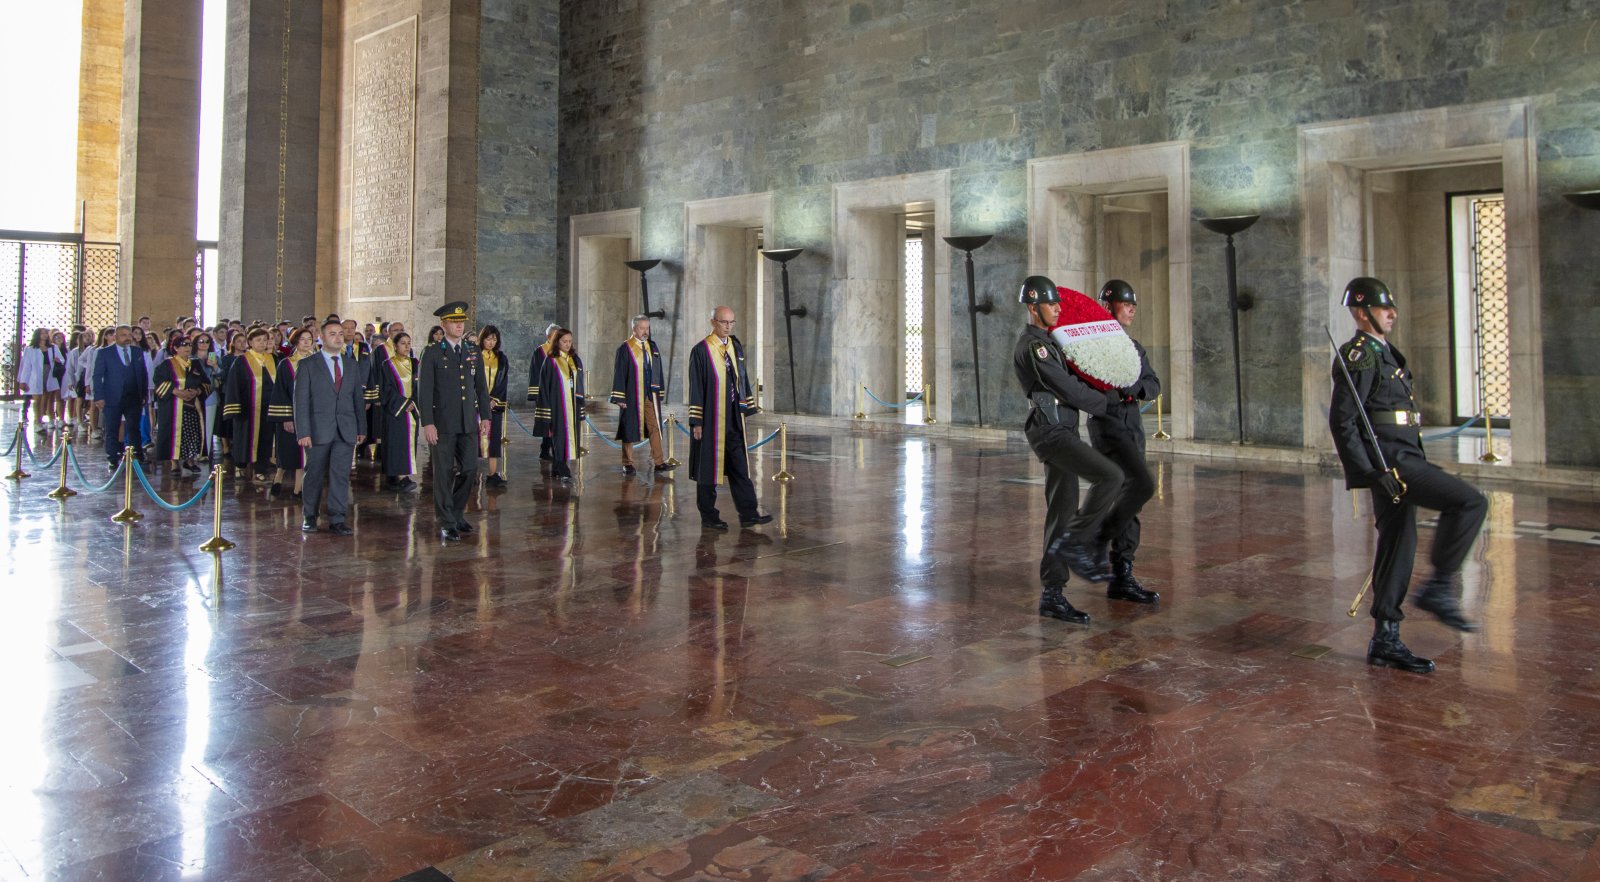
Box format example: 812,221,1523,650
417,301,492,541
1329,277,1488,674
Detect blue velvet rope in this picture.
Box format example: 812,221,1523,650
583,415,651,450
671,418,780,451
862,385,923,409
22,433,65,468
131,460,215,512
1420,415,1485,442
66,445,126,494
1,427,18,457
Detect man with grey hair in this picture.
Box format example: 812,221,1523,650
688,306,770,529
610,314,673,474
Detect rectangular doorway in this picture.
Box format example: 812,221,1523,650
1448,191,1510,424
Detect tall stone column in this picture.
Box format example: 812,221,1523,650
118,0,203,326
218,0,324,325
76,0,123,242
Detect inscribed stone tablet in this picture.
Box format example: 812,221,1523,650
349,16,416,302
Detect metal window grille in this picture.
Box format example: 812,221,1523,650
904,237,923,397
1469,196,1510,420
1,234,121,397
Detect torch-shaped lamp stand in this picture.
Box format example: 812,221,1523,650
623,259,665,319
943,234,993,426
1198,214,1259,445
761,248,806,413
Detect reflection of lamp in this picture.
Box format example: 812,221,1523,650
623,259,665,319
942,234,993,426
1565,191,1600,211
1198,214,1259,444
760,248,806,412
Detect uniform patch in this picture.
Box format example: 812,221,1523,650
1035,344,1050,360
1346,347,1364,362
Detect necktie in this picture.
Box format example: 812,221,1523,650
334,357,343,393
120,346,129,365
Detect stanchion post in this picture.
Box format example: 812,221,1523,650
854,383,865,420
1152,393,1171,440
47,432,76,499
922,383,936,424
5,425,29,481
111,447,143,522
774,422,795,483
663,414,681,468
1479,410,1501,463
198,465,235,552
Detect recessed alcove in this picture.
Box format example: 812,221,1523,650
683,193,776,409
568,209,641,370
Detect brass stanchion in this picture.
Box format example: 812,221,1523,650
5,425,29,481
110,447,143,522
1479,410,1501,463
198,465,236,552
922,383,936,424
773,422,795,483
663,414,681,468
1152,393,1171,440
47,433,76,499
854,383,865,420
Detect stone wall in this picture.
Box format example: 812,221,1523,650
554,0,1600,463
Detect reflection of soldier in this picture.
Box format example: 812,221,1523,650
1087,280,1160,604
1330,277,1487,674
417,301,492,542
1011,276,1124,625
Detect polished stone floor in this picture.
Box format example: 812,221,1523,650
3,409,1600,881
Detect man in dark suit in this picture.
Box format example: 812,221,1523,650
294,319,368,536
417,301,491,541
91,325,149,467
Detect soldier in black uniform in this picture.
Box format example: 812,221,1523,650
417,301,492,541
1087,280,1160,604
1330,277,1487,674
1012,275,1126,624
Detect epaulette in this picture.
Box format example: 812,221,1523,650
1339,337,1380,371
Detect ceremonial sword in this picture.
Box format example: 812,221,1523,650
1326,326,1406,618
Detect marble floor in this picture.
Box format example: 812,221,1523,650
3,409,1600,882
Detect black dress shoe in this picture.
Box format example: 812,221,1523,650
440,527,461,541
301,519,318,533
327,522,354,536
268,482,283,498
397,478,419,493
1413,576,1479,632
622,464,636,475
702,519,730,531
1367,620,1435,673
456,521,475,534
654,461,678,472
485,474,508,488
740,513,774,527
1039,587,1091,624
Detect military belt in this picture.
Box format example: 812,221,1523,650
1371,410,1422,427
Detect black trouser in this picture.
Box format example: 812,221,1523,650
1028,421,1123,583
696,421,759,522
102,398,143,463
1089,422,1155,565
431,431,478,526
1368,455,1488,621
302,438,355,525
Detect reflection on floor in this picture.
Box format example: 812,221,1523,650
4,414,1600,882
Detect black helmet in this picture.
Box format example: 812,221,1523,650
1342,277,1397,309
1019,275,1061,305
1099,279,1137,305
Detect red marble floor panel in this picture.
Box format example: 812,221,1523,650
5,415,1600,880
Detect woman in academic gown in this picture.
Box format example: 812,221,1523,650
377,332,420,492
478,325,510,488
533,327,585,482
222,327,277,481
267,327,316,498
151,333,211,477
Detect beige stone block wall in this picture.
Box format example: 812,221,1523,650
76,0,123,241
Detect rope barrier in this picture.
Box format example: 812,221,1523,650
1,428,17,457
582,415,650,450
1139,400,1153,414
66,446,125,494
131,460,216,512
862,385,923,410
746,427,782,450
506,408,541,439
23,433,65,469
1421,416,1485,442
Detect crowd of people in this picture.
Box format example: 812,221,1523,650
10,301,773,537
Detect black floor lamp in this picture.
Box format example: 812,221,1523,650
760,248,806,412
1198,214,1259,445
623,259,666,319
942,234,993,426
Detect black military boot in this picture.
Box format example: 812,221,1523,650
1412,574,1479,632
1106,558,1159,604
1044,535,1112,583
1039,587,1091,624
1367,620,1435,674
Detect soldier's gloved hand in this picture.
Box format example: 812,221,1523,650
1368,468,1406,502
